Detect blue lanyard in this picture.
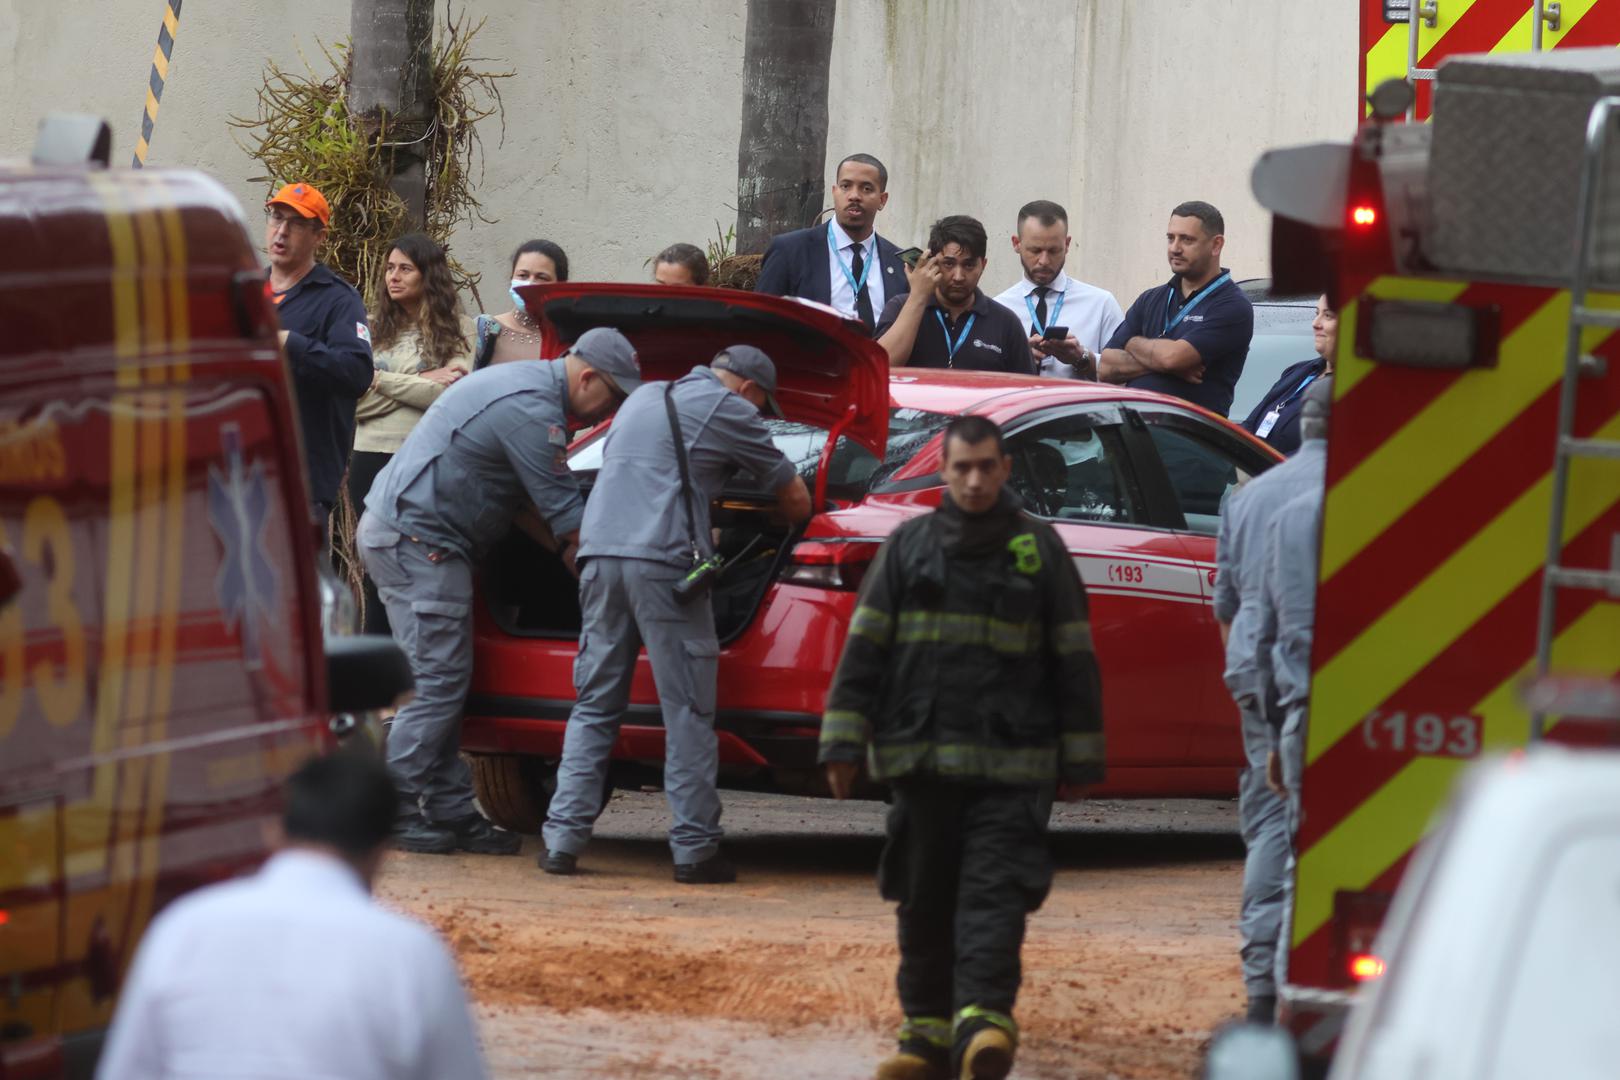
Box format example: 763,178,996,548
1023,289,1066,337
1282,370,1320,405
1163,271,1231,334
828,223,873,300
934,310,976,365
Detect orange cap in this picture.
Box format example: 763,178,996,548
266,182,331,227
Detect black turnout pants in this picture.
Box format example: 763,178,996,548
882,779,1054,1027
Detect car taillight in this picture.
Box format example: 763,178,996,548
1331,889,1393,988
781,539,882,591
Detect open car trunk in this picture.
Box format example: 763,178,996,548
479,284,889,643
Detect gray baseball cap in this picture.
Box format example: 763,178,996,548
569,327,642,398
711,345,783,417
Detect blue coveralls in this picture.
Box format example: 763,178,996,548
1211,437,1325,1001
358,360,585,824
542,367,795,866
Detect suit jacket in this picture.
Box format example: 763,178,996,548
755,223,911,310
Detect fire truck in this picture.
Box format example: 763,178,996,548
1249,31,1620,1066
0,117,410,1078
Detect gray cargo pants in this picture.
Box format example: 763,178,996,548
356,511,478,823
1237,693,1289,999
542,556,722,865
1274,703,1307,990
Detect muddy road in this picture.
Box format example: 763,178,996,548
377,791,1244,1079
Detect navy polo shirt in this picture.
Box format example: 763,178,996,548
875,289,1035,374
1105,270,1253,415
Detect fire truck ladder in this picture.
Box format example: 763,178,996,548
1533,94,1620,741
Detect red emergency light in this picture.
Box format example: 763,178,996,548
1351,205,1378,227
1349,952,1387,981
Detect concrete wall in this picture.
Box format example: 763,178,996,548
1,0,1355,311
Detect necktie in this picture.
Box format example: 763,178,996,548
1033,285,1049,332
850,243,875,331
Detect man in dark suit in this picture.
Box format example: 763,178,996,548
755,153,910,333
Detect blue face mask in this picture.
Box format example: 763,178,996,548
509,279,526,312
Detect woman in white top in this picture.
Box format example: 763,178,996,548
350,233,474,632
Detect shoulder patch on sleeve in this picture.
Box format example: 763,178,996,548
356,321,372,343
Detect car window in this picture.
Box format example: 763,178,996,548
1005,413,1137,524
1139,418,1264,535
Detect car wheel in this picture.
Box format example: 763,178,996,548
466,752,556,834
466,753,615,834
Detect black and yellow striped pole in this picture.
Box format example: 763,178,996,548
132,0,183,168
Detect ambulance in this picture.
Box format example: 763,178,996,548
0,117,409,1077
1246,31,1620,1066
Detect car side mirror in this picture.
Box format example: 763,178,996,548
0,548,19,608
324,634,414,714
1203,1023,1300,1080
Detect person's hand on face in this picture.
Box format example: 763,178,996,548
903,250,942,300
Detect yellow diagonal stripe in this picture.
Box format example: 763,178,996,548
144,88,160,123
1364,23,1408,112
151,43,169,81
1323,288,1620,580
1296,601,1620,948
1311,414,1620,764
163,3,178,36
1547,0,1606,47
1334,278,1470,398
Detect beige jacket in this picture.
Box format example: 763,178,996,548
353,316,475,453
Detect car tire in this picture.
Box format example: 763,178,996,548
466,752,556,835
466,752,615,834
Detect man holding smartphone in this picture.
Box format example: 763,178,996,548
992,200,1124,380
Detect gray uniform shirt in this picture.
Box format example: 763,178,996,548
1212,438,1326,701
365,359,585,558
1265,485,1325,725
579,366,796,568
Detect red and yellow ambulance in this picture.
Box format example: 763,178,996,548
0,118,407,1078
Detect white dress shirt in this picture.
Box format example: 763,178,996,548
97,850,487,1080
993,270,1125,377
826,220,887,322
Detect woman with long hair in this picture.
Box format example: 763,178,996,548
350,232,474,632
473,238,569,368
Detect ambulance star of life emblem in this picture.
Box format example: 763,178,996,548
207,423,279,665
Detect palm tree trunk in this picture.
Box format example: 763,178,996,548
349,0,434,229
735,0,837,254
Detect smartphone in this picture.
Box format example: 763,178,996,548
897,247,923,268
1042,324,1069,340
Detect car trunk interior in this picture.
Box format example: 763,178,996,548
479,483,799,643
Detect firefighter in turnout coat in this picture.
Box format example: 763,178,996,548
819,415,1105,1080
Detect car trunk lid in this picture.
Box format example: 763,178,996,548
519,283,890,488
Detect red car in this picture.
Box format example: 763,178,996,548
462,284,1282,830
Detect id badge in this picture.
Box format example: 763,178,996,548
1255,407,1283,438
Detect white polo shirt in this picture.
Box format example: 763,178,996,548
826,220,888,321
993,270,1125,376
97,850,487,1080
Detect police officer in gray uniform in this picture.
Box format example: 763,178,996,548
358,328,642,855
541,346,812,883
1210,375,1330,1023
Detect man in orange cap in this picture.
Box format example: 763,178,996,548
264,182,374,524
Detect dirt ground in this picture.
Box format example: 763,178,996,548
377,790,1244,1080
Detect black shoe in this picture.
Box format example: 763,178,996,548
439,814,522,856
539,850,578,876
393,817,456,855
673,852,736,884
1245,993,1277,1024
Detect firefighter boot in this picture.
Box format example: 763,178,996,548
954,1009,1016,1080
392,812,456,855
439,813,523,855
875,1018,951,1080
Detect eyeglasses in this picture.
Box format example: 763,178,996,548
265,208,316,232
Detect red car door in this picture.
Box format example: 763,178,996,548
1003,404,1213,786
1123,402,1282,767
